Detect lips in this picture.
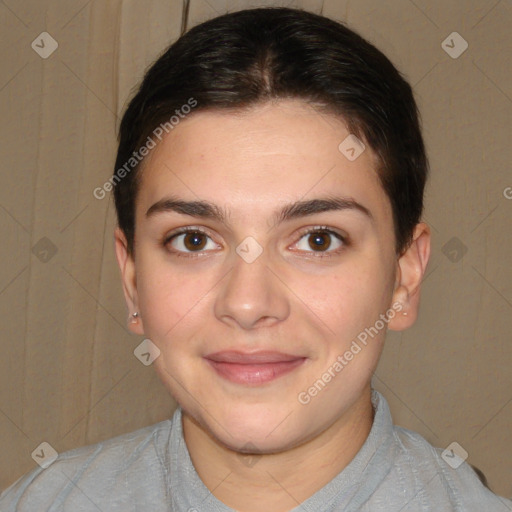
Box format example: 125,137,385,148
204,351,307,385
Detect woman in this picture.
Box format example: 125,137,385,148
2,6,510,511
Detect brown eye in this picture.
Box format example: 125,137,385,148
183,232,207,251
166,229,217,254
307,232,332,251
293,228,346,256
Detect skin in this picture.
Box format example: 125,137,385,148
115,99,430,512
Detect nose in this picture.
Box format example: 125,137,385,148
214,249,290,330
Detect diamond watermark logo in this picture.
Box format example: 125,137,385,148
32,237,58,263
134,339,161,366
442,441,468,469
31,441,58,469
442,32,468,59
442,236,468,263
31,32,59,59
236,237,263,264
236,442,262,468
338,134,366,161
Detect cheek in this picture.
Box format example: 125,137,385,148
135,256,213,342
296,259,392,339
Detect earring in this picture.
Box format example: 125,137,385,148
402,311,408,316
130,312,140,324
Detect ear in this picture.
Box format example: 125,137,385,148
114,227,144,335
388,222,431,331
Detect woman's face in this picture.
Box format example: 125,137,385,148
116,99,405,452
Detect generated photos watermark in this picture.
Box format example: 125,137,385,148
298,301,403,405
93,97,198,200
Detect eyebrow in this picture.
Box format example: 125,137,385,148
145,195,373,225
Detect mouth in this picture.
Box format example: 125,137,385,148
204,350,307,386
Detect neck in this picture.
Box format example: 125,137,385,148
182,387,375,512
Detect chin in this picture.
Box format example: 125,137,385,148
204,402,311,453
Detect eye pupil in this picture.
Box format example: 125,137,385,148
184,232,206,251
308,232,330,251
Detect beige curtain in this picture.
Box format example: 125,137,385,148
1,0,510,497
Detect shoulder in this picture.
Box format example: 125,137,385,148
389,424,512,510
0,419,174,512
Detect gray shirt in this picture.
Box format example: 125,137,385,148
1,391,510,511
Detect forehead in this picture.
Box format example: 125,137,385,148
136,100,390,222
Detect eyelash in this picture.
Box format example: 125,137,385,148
162,226,349,260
